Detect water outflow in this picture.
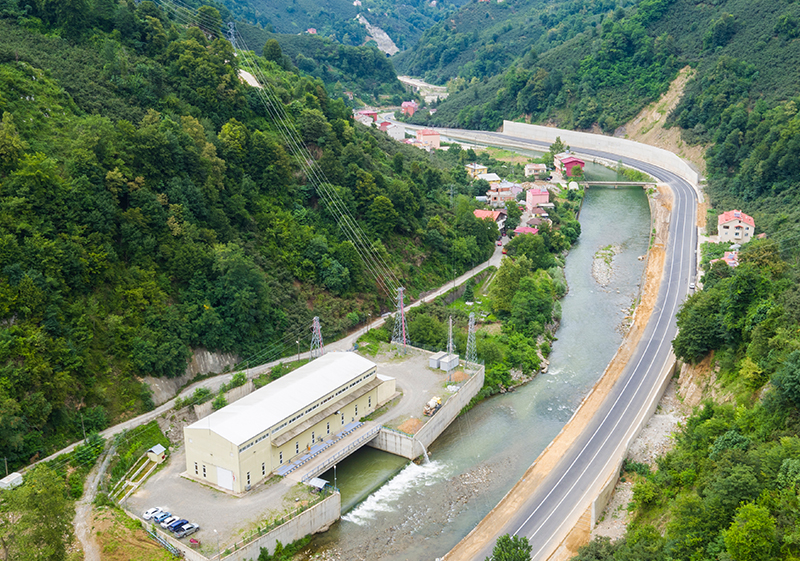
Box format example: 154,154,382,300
419,442,430,464
315,185,652,561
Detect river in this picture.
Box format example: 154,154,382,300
311,167,651,560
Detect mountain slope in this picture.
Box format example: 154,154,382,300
0,5,498,470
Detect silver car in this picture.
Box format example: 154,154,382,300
176,523,200,539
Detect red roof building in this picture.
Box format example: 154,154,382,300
560,156,585,177
473,209,507,229
401,101,419,117
514,226,539,235
717,209,755,244
416,128,440,149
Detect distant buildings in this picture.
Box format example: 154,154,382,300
385,123,405,141
476,172,501,188
356,109,378,122
514,226,539,235
306,28,317,34
487,179,517,207
717,209,755,244
401,101,419,117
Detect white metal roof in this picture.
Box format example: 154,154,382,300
186,353,376,446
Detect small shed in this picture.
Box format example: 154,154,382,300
439,354,460,371
429,351,447,369
0,472,23,490
147,444,168,464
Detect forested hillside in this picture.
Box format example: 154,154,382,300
219,0,468,51
236,25,406,103
0,2,499,470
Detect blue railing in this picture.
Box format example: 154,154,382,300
301,425,382,482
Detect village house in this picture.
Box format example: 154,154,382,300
385,123,405,141
514,226,539,236
524,163,547,178
416,128,440,149
465,162,488,179
560,156,585,177
355,109,378,122
473,209,507,231
354,114,374,126
401,101,419,117
476,172,501,188
487,180,517,207
717,209,755,244
711,251,740,268
526,188,549,213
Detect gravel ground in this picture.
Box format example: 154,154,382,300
592,376,687,540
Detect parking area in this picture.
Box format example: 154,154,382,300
126,446,317,556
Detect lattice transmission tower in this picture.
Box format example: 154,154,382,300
391,287,408,353
310,316,325,359
466,312,478,372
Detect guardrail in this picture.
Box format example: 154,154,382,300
145,525,183,557
301,425,382,483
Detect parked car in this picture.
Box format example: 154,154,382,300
689,282,696,290
496,240,502,246
176,523,200,539
143,507,162,520
160,516,179,529
168,519,188,532
502,248,507,254
153,511,171,523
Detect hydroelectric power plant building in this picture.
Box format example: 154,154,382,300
183,353,395,494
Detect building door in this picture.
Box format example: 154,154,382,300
217,466,234,491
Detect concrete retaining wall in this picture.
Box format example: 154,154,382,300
194,381,255,420
369,366,485,460
502,121,701,187
220,493,341,561
590,355,677,525
415,367,485,453
368,428,416,459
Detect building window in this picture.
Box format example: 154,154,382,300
262,462,266,476
279,452,283,464
312,431,315,443
369,396,372,409
247,472,251,486
296,442,299,454
327,422,330,435
355,404,358,417
341,413,345,425
202,465,207,478
194,462,198,475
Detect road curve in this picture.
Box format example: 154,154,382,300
421,126,698,560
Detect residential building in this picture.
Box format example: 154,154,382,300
355,109,378,122
488,179,518,207
306,28,317,34
401,101,419,117
526,188,549,213
717,209,755,244
514,226,539,235
560,156,585,177
553,152,572,170
473,209,507,230
416,128,440,149
354,114,374,126
183,353,395,494
524,163,547,177
476,172,501,188
465,162,489,179
386,124,405,141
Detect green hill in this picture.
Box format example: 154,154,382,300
0,3,502,470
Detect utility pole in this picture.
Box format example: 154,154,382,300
296,340,300,363
4,457,7,477
310,317,325,359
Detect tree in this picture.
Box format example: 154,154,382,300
0,112,27,177
486,534,532,561
0,465,74,560
772,350,800,409
723,503,776,561
505,201,522,231
368,196,398,238
263,39,283,64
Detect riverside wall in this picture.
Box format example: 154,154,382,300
369,365,485,460
501,121,701,188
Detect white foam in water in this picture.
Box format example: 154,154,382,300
343,460,449,525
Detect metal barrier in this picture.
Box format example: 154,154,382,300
145,525,183,557
301,425,382,483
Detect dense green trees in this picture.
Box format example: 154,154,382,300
486,534,532,561
0,5,496,470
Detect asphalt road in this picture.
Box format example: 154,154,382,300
414,126,698,560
